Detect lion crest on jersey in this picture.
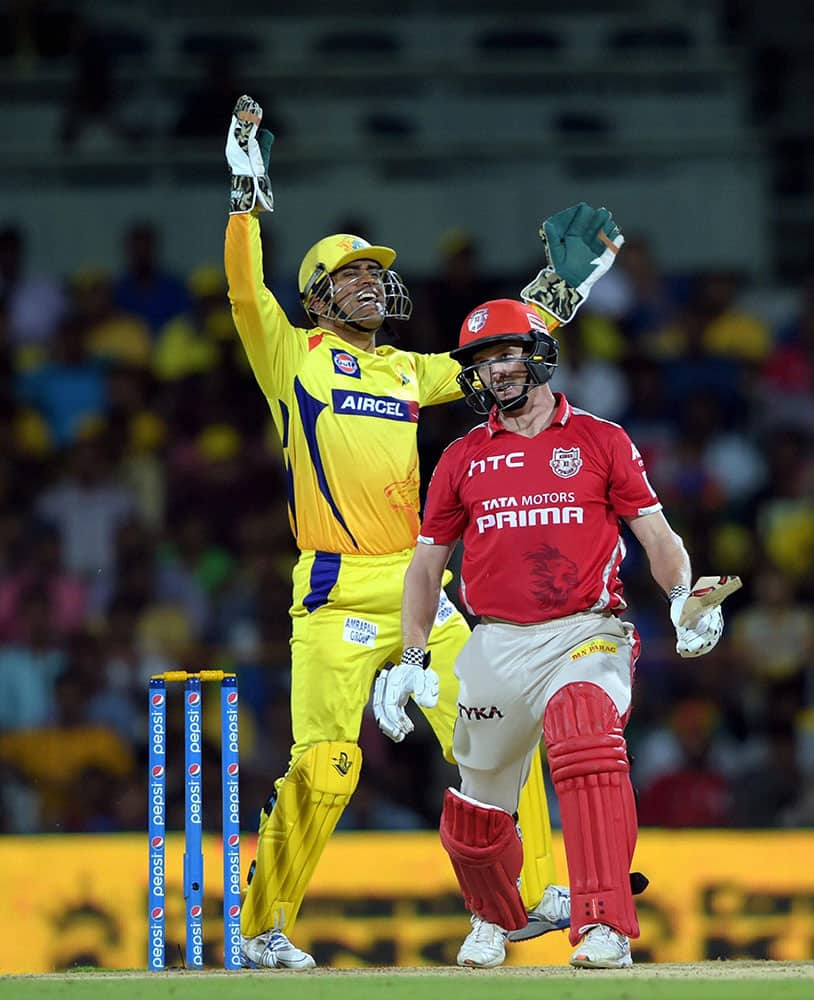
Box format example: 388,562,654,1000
467,307,489,333
524,544,578,608
549,446,583,479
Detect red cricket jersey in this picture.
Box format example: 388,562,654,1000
419,394,662,622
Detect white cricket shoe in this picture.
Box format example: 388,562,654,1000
240,929,316,970
456,915,507,968
507,884,571,942
569,923,632,969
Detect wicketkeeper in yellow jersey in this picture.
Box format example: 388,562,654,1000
224,95,598,970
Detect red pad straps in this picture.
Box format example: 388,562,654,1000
439,787,528,931
544,682,640,943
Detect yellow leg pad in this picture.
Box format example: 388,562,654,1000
240,740,362,938
517,746,557,910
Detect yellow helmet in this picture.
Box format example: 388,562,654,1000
298,234,411,326
298,234,396,297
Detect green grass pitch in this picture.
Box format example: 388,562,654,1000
2,965,813,1000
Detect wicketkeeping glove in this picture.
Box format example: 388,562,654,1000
372,648,440,743
225,94,274,215
669,586,724,658
521,203,624,324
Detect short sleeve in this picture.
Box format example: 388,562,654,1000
418,446,468,545
412,352,463,407
607,427,662,518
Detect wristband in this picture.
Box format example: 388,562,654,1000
402,646,431,669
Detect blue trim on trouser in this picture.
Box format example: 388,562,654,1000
304,551,342,613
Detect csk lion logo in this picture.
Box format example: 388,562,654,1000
336,237,367,252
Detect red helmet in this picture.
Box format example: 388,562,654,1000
452,299,552,363
451,299,559,414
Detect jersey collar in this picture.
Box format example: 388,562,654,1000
487,392,571,436
312,326,396,358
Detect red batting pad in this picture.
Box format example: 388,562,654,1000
544,682,640,943
439,787,528,931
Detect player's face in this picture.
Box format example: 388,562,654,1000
473,343,532,407
331,259,386,330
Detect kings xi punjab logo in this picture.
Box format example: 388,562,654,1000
550,446,583,479
467,307,488,333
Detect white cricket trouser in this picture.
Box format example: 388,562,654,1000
452,611,637,814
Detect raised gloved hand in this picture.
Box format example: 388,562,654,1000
225,94,274,215
373,647,440,743
521,203,624,324
669,586,724,658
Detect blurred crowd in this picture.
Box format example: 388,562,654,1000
0,213,813,837
0,3,279,156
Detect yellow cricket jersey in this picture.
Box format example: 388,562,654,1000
225,213,462,557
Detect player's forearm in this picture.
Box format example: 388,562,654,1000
628,511,692,597
402,547,446,648
643,529,692,597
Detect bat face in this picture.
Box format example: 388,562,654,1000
678,575,742,627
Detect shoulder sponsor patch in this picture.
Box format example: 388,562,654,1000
570,638,618,661
332,389,418,422
343,616,378,647
331,349,361,378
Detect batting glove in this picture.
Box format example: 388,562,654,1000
373,648,440,743
521,203,624,324
225,94,274,215
669,586,724,658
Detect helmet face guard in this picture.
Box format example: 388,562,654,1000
454,332,559,414
301,265,412,328
451,299,559,414
298,234,412,331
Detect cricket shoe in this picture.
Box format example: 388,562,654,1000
456,915,507,968
569,923,632,969
507,884,570,942
240,929,316,970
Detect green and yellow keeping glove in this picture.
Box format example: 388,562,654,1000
521,203,624,324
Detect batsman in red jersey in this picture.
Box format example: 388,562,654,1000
397,298,726,969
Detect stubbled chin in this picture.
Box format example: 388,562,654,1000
361,303,385,318
362,312,384,323
495,390,526,410
352,314,383,331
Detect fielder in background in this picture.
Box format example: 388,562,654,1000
224,94,614,969
397,289,727,969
